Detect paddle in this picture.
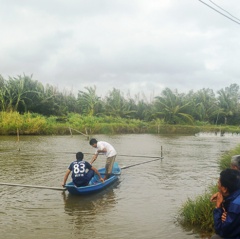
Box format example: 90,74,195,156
0,182,66,191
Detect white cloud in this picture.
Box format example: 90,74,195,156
0,0,240,99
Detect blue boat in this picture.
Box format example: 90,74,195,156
65,162,121,195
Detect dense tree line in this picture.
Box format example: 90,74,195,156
1,74,240,125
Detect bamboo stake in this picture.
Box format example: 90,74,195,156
100,157,163,175
60,146,164,160
69,127,73,137
0,182,66,191
17,128,20,151
61,152,163,159
68,127,89,138
121,157,163,169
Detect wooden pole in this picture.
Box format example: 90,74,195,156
0,182,66,191
161,145,163,160
62,152,163,159
68,127,89,138
17,128,20,151
121,157,163,169
69,127,73,137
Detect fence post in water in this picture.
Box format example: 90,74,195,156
161,145,163,160
68,127,89,140
17,128,20,151
69,127,73,137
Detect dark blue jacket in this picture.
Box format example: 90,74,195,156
213,189,240,239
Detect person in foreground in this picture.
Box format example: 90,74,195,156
62,152,104,187
89,138,117,180
211,155,240,208
210,168,240,239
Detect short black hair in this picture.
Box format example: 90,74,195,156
220,168,240,194
89,138,98,145
76,152,84,161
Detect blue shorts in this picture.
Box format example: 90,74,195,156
74,169,94,187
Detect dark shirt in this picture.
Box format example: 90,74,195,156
68,160,92,186
213,189,240,239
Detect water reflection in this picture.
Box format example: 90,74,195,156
62,187,117,216
62,185,118,236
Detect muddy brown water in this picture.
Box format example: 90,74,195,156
0,133,240,239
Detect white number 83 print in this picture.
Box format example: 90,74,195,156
73,163,85,174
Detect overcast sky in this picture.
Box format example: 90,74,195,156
1,0,240,99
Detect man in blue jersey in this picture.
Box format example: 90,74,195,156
62,152,104,187
210,168,240,239
89,138,117,180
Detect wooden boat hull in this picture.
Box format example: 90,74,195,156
65,162,121,195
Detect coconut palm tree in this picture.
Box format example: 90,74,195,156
77,86,102,116
103,88,136,118
0,75,40,112
217,84,240,125
153,88,194,124
191,88,220,123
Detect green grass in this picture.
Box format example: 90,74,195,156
178,185,217,233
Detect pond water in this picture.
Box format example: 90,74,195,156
0,133,240,239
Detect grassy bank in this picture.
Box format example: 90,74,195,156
178,145,240,236
1,111,240,136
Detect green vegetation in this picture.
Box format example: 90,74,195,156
1,74,240,135
1,111,240,136
1,74,240,128
179,185,217,235
0,111,150,135
178,145,240,236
